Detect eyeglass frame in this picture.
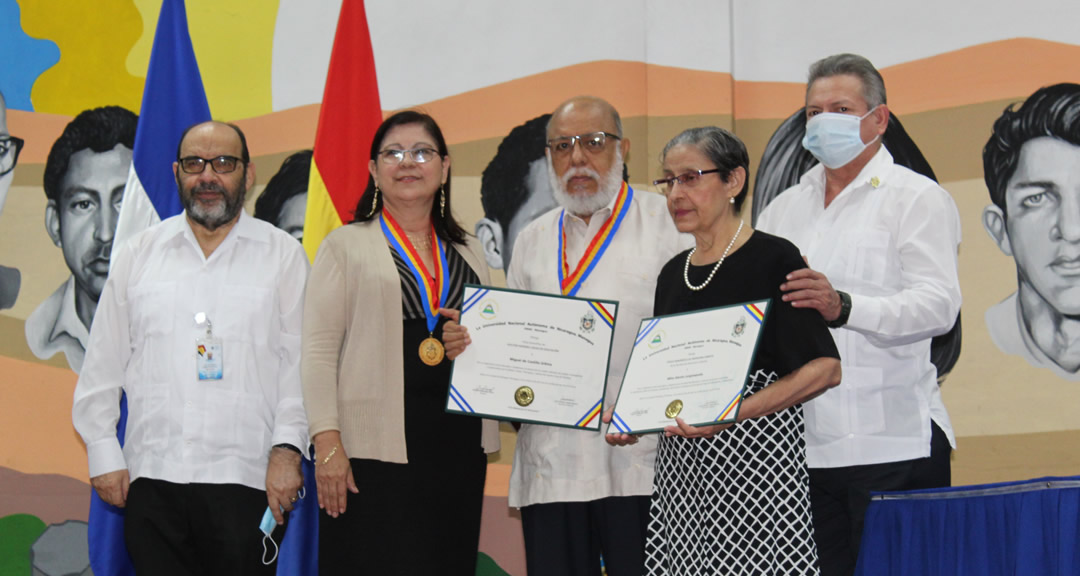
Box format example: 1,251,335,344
377,147,442,165
652,169,722,194
545,131,621,155
0,136,24,177
177,155,246,175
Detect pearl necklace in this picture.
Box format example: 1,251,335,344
684,220,744,291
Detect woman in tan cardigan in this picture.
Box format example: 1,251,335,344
302,111,499,575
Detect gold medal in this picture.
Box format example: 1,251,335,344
419,337,444,366
515,386,535,407
665,399,683,419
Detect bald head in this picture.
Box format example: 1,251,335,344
176,121,250,164
548,96,622,140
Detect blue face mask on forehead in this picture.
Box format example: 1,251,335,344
802,106,881,169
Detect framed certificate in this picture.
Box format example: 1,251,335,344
446,284,618,430
607,300,770,435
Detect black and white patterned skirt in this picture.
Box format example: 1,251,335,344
644,369,819,575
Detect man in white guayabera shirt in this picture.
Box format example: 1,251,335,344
503,96,689,576
73,121,309,574
756,53,962,576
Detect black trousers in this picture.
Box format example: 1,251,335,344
810,421,951,576
125,478,283,576
521,495,651,576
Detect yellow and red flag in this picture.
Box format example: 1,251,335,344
302,1,383,261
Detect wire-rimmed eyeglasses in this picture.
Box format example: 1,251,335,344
546,132,620,156
378,147,441,165
652,169,721,195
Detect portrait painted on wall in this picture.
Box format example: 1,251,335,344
753,107,962,382
0,91,22,310
983,83,1080,380
24,106,138,373
254,149,311,243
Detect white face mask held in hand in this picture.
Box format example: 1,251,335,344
802,106,881,169
259,486,305,565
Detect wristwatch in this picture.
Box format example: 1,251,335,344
826,291,851,328
274,443,302,455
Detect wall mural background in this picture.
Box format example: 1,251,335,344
2,0,1080,572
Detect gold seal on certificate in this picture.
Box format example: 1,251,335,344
419,337,445,366
515,386,535,406
665,399,683,419
446,285,618,430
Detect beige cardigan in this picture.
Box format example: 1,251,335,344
302,219,499,463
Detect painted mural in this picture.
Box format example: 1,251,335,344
3,0,1080,573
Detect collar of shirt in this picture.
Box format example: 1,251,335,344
801,146,895,205
160,210,271,261
51,275,89,346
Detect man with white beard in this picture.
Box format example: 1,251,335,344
505,96,690,576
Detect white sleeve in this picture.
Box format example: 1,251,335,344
271,242,311,454
72,241,135,478
845,185,962,345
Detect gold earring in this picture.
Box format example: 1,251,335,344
440,184,446,218
367,184,380,218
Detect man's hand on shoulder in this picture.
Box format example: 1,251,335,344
266,445,303,524
780,258,843,323
91,469,130,508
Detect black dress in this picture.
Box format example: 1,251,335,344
644,231,839,576
318,244,486,576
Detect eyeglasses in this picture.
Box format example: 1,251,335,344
178,155,244,174
0,136,24,177
546,132,620,156
652,169,722,194
378,147,441,165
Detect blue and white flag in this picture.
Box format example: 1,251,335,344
111,0,211,250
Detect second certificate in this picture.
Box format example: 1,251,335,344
447,284,618,430
608,300,771,435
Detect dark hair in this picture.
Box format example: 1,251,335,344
751,107,936,225
175,121,251,164
661,126,750,213
983,83,1080,218
255,149,312,224
807,53,887,109
44,106,138,201
480,114,551,231
352,110,467,244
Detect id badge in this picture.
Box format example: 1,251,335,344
196,336,223,380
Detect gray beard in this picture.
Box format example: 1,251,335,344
548,151,624,218
184,184,245,231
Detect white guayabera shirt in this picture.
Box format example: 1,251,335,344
757,146,962,468
506,187,691,508
73,212,310,490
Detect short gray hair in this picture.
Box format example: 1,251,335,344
661,126,750,212
547,96,623,139
806,53,887,109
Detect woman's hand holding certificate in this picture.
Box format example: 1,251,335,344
607,300,770,435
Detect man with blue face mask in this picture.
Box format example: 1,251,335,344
756,53,962,576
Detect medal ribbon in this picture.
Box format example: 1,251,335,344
557,182,633,296
380,211,449,333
